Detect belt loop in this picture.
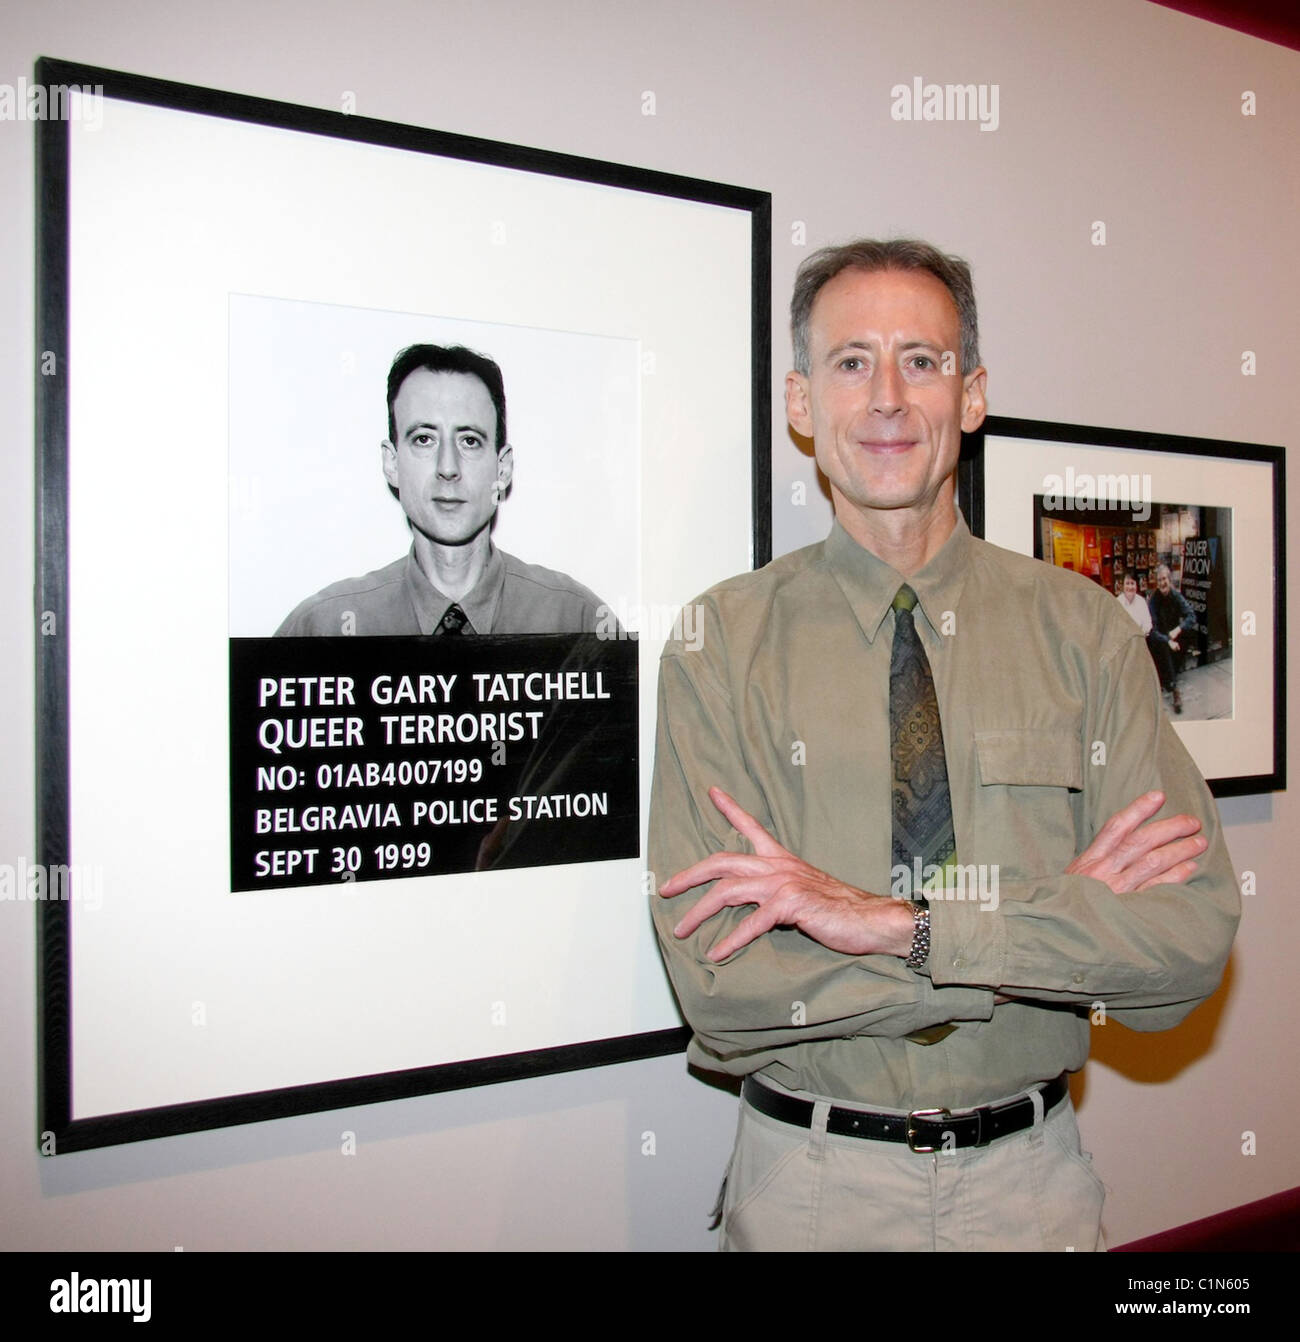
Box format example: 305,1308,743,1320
1029,1086,1045,1126
808,1100,831,1161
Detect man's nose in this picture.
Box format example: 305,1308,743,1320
435,437,460,479
868,360,905,415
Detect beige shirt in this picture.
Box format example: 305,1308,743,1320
649,515,1239,1109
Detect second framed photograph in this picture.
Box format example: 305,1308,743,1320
961,417,1285,797
36,59,770,1151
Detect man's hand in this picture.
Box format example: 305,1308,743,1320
658,787,913,962
1068,790,1206,893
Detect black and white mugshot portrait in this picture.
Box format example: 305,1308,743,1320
228,298,639,639
276,343,610,636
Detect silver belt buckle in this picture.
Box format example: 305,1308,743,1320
906,1107,952,1153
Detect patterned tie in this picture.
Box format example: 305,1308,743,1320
435,603,471,636
890,585,955,894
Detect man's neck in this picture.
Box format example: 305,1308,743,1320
412,529,492,602
831,484,958,577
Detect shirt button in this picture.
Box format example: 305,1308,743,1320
1072,972,1085,984
952,956,967,969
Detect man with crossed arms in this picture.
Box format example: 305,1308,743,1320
649,238,1238,1252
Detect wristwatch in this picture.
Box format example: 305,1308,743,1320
904,902,931,969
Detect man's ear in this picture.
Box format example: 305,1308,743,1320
785,371,813,437
381,440,398,489
960,367,988,433
496,444,514,494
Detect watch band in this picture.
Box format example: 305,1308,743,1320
904,902,931,969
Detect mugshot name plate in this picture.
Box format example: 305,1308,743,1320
229,634,638,891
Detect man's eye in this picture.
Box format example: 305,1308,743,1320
458,435,485,451
839,357,864,372
412,432,435,447
911,355,934,371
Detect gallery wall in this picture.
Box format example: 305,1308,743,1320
1,0,1296,1249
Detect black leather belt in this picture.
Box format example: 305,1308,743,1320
742,1073,1068,1153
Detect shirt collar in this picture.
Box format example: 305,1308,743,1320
824,510,974,643
403,543,507,634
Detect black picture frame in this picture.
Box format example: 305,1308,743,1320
959,416,1285,797
35,57,771,1153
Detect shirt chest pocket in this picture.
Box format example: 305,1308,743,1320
973,727,1084,790
970,725,1083,878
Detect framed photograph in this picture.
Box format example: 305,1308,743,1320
959,417,1285,797
35,58,771,1152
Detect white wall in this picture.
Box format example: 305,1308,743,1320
2,0,1296,1249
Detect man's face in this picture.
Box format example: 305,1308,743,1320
1157,570,1172,595
1124,576,1138,598
381,369,513,548
785,268,986,533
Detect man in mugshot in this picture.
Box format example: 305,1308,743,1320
649,238,1238,1252
277,343,608,636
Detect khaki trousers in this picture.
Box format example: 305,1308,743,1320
719,1081,1106,1252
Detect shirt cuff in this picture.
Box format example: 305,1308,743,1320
922,898,1008,988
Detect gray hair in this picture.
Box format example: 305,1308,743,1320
790,238,980,376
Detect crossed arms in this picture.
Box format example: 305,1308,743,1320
648,600,1240,1059
662,786,1207,964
